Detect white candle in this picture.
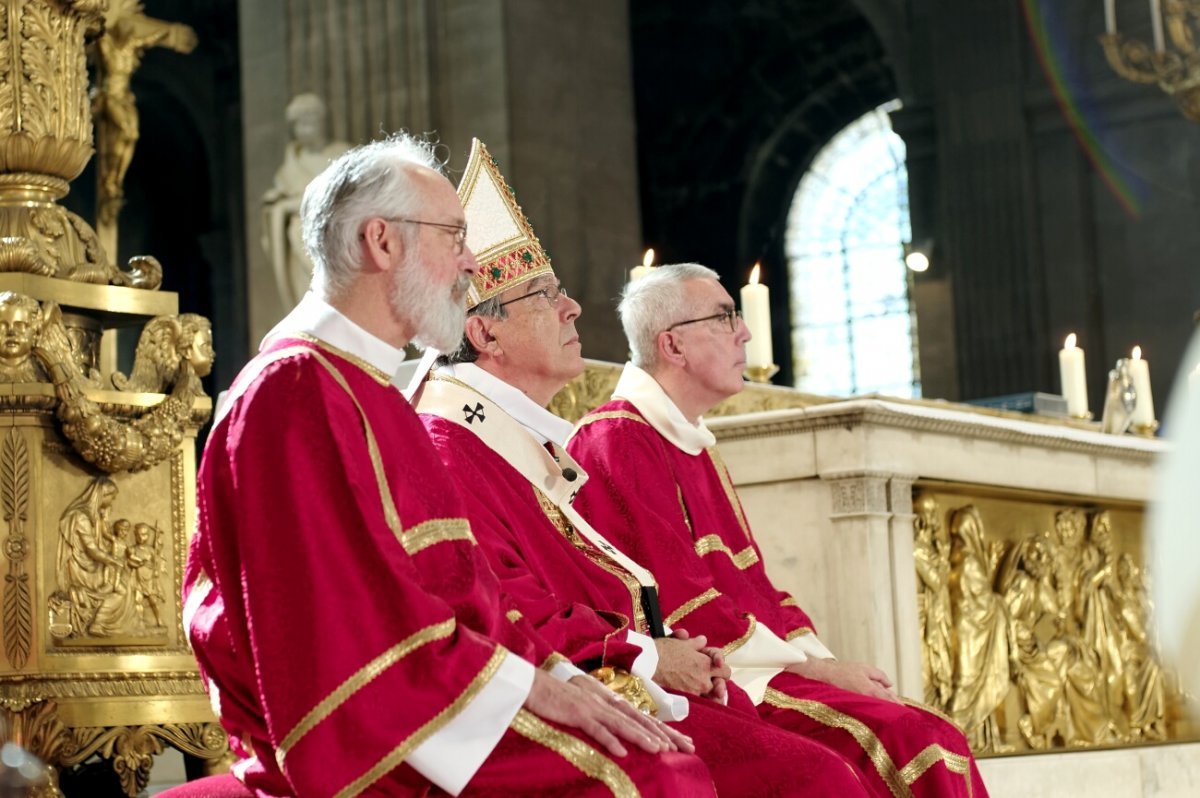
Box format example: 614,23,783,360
1129,346,1156,425
1151,0,1166,52
1105,0,1116,34
741,263,773,369
1058,333,1089,417
629,248,654,283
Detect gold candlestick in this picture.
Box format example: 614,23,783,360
744,364,779,384
1133,420,1160,438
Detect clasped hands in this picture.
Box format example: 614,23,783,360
652,628,731,702
785,657,900,703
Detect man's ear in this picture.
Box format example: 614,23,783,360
655,329,686,367
359,218,404,272
464,314,500,357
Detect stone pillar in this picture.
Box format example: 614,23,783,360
819,471,921,697
239,0,641,360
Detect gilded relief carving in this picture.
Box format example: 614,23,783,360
2,429,32,669
50,477,166,640
914,493,1177,754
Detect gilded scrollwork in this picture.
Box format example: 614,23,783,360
914,495,1175,753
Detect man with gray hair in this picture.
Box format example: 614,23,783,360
568,263,989,797
183,135,712,797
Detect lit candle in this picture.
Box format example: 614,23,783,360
1129,345,1156,426
1058,333,1089,417
1105,0,1115,34
629,248,654,283
741,263,773,369
1151,0,1165,52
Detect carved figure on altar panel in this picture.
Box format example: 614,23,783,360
112,313,213,395
913,493,954,709
1115,554,1169,741
52,477,167,638
0,292,46,383
1081,512,1126,718
947,505,1011,752
1002,532,1069,749
262,94,351,309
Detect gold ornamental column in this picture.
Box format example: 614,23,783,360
0,2,225,795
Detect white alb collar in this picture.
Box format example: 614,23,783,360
435,362,575,446
612,363,715,455
260,292,408,378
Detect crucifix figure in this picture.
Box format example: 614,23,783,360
92,0,197,260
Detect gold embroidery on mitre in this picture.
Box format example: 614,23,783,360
511,709,641,798
457,138,553,307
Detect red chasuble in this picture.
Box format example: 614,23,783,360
571,398,990,798
183,340,715,798
418,379,877,798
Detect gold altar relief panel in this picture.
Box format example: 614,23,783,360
912,488,1185,755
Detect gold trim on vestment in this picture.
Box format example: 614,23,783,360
305,348,405,538
780,596,799,607
401,518,475,556
664,588,720,628
762,688,974,798
706,448,754,542
334,646,508,798
693,534,760,570
506,609,524,623
676,485,694,534
899,744,972,792
784,626,815,641
900,698,969,736
534,487,648,633
541,652,571,671
292,332,392,385
510,708,641,798
277,618,458,768
721,614,757,657
569,410,650,444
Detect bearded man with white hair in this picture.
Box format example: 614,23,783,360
183,135,715,797
569,262,990,798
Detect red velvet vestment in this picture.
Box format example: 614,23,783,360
570,398,990,798
418,379,875,798
183,339,715,798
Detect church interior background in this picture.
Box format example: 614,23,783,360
6,0,1199,794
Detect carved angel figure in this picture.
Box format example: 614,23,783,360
34,303,211,473
112,313,213,394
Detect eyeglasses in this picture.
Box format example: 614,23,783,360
381,217,468,255
666,308,743,334
498,281,570,309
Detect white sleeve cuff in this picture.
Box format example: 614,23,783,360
406,650,534,795
549,659,588,682
626,631,688,721
626,631,660,683
790,632,835,661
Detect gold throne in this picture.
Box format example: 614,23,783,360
0,1,223,794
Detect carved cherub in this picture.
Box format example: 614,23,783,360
0,292,46,383
112,313,213,395
34,303,210,473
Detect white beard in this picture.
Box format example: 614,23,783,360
390,246,469,352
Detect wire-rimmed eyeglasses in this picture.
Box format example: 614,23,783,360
381,217,468,255
498,281,570,309
666,308,743,334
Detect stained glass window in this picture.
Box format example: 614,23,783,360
784,99,920,398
